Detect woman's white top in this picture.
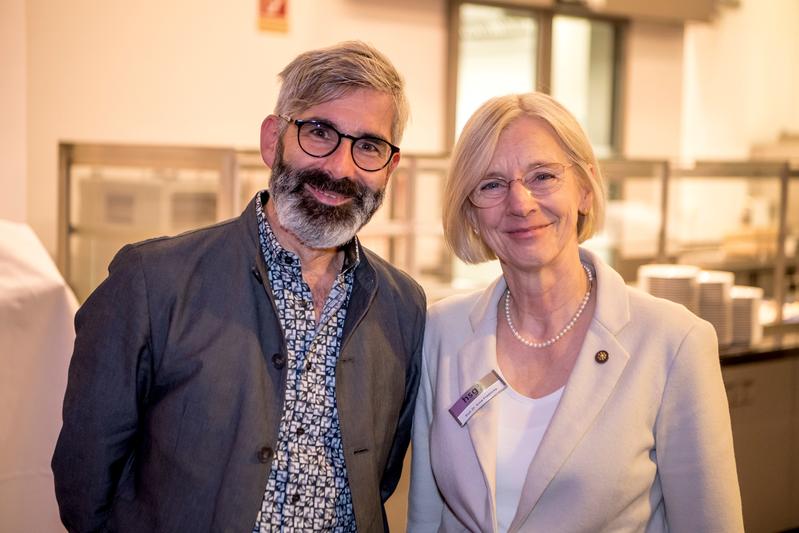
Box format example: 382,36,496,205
495,383,564,533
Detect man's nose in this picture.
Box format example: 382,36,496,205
321,139,359,179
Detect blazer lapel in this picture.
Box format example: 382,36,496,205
509,250,633,531
456,278,506,531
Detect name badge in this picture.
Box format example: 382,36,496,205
448,370,507,427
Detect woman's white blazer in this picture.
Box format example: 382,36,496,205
408,248,744,532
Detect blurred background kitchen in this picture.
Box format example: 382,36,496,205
1,0,798,531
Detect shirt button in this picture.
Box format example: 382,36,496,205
257,446,273,463
296,427,305,436
291,494,300,504
272,353,286,369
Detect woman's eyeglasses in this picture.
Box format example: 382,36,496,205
468,162,573,208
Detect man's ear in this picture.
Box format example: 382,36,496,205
260,115,281,169
385,150,401,177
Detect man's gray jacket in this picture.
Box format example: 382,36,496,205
52,194,426,532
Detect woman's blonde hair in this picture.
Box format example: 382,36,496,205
443,92,606,264
275,41,409,144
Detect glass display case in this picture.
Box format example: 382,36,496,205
666,161,797,324
58,142,798,325
593,159,669,279
58,143,451,303
58,143,238,302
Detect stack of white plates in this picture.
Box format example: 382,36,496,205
730,285,764,345
697,270,734,346
637,264,700,314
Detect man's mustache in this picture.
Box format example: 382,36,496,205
290,168,366,202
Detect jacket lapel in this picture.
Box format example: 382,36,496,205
335,254,380,529
455,278,506,531
509,250,633,531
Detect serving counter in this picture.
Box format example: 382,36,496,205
720,329,799,533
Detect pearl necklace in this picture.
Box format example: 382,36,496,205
504,263,593,348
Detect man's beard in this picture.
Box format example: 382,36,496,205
268,149,385,249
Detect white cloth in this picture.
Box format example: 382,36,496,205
0,220,77,533
495,385,563,533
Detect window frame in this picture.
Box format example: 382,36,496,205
446,0,628,155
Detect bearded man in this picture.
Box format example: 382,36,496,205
52,41,425,533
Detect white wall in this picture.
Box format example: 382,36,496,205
25,0,447,256
682,0,799,159
616,0,799,161
1,0,27,223
622,20,685,158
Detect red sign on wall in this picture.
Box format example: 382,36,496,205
259,0,288,32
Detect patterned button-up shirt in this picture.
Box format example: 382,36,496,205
253,192,359,532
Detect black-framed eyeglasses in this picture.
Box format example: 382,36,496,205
468,162,574,208
279,114,399,172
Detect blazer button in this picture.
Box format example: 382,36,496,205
595,350,609,363
257,446,273,463
272,353,286,369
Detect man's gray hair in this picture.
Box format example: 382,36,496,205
275,41,409,144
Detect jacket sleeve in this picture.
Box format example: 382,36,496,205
406,328,445,532
655,319,744,532
51,245,153,532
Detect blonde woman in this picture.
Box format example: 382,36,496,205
408,92,743,532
